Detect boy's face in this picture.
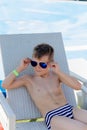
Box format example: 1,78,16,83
31,55,51,77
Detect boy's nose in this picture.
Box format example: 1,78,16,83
36,63,41,70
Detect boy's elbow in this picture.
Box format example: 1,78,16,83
1,82,9,89
75,82,82,90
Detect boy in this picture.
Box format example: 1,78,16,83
2,43,87,130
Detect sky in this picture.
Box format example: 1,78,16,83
0,0,87,79
0,0,87,46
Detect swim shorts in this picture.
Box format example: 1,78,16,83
45,103,74,130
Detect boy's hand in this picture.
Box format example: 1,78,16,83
17,57,31,72
50,62,61,75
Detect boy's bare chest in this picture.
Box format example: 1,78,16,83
29,77,60,96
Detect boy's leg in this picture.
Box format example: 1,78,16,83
73,107,87,124
50,116,87,130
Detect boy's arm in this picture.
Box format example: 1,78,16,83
58,72,87,94
51,62,82,90
2,58,31,89
57,71,82,90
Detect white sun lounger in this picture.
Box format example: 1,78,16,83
0,32,76,130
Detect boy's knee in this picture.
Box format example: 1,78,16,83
84,125,87,130
50,116,62,129
80,124,87,130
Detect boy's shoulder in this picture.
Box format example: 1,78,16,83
23,74,34,79
22,74,35,86
50,71,57,77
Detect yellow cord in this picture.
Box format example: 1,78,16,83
16,117,44,123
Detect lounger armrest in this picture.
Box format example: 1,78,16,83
69,71,87,84
0,92,16,130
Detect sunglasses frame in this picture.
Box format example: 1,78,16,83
31,60,48,69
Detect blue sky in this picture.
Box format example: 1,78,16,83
0,0,87,79
0,0,87,45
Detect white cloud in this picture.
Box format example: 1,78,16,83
75,1,87,5
76,12,87,25
65,45,87,51
6,19,73,34
0,1,3,5
23,8,62,15
46,0,74,2
19,0,48,3
5,15,87,41
6,20,50,34
0,5,10,20
2,1,87,43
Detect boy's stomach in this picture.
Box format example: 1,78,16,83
32,93,67,117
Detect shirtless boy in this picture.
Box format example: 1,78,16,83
2,43,87,130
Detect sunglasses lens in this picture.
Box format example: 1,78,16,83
40,62,47,69
31,61,37,67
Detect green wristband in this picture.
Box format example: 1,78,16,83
13,70,19,76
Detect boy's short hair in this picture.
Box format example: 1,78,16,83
32,43,54,61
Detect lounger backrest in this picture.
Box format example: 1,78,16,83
0,32,76,120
